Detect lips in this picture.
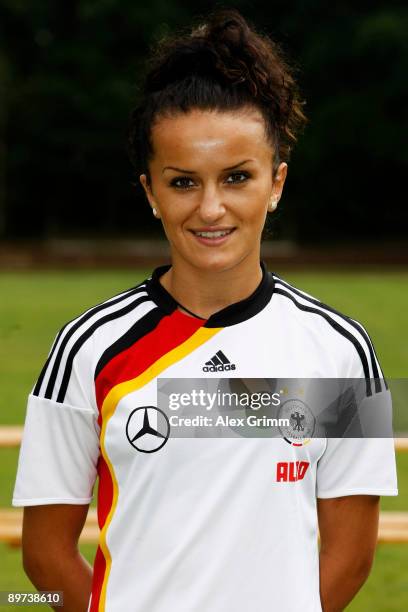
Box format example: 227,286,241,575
189,227,236,246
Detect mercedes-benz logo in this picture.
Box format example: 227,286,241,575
126,406,170,453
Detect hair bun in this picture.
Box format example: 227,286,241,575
199,10,248,47
197,11,255,88
146,9,262,95
145,40,219,93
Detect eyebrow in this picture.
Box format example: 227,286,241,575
162,159,254,174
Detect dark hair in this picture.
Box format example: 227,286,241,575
128,8,307,187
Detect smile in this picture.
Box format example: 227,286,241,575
190,228,236,245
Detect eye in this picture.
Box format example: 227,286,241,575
170,176,195,190
225,171,250,184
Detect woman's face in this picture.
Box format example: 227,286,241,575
140,107,287,273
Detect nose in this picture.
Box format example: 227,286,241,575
197,184,226,223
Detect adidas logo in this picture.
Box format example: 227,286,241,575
202,350,236,372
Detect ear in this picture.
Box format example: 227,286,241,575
139,174,160,217
271,162,288,204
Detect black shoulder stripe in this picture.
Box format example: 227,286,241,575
55,294,153,403
33,325,67,397
274,277,387,391
33,283,147,398
44,285,148,400
274,288,373,397
94,306,167,380
348,316,387,385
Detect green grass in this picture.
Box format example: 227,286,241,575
0,268,407,610
348,544,408,611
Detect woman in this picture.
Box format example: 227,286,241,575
13,9,397,612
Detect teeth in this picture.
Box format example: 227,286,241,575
195,230,232,238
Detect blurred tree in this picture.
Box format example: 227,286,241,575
0,0,406,243
0,50,9,236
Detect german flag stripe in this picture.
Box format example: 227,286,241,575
92,310,223,611
88,453,114,612
94,308,207,413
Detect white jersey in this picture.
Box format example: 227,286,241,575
13,260,398,612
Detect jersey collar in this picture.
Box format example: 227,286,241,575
146,259,274,328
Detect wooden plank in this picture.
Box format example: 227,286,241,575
0,426,23,447
395,438,408,451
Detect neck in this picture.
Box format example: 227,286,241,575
159,252,263,320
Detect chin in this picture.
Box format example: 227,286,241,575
186,252,244,273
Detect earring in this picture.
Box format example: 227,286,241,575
152,207,157,217
269,198,278,212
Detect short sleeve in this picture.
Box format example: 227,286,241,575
12,326,100,506
316,437,398,498
316,320,398,499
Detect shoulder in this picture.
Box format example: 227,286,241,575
270,270,385,380
32,275,154,405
